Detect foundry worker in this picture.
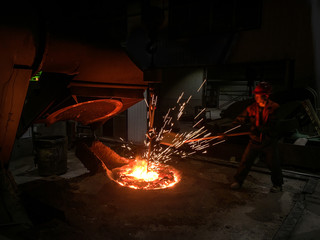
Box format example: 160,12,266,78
230,82,283,193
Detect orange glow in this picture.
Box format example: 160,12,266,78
126,160,159,181
109,159,181,190
44,99,123,126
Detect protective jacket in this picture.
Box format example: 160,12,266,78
235,100,280,144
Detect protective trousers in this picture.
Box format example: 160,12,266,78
234,141,283,187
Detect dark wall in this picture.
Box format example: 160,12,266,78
228,0,315,88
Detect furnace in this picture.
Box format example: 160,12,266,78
108,159,181,190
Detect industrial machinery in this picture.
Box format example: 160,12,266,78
0,7,158,169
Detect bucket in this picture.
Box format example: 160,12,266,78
34,136,68,176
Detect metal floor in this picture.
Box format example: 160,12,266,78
2,148,320,240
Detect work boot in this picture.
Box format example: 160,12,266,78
230,181,241,190
270,185,282,193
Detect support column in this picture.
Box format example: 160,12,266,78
0,25,35,168
0,69,32,168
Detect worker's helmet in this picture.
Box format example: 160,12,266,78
253,82,272,95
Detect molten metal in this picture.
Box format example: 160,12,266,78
127,160,159,181
109,159,181,190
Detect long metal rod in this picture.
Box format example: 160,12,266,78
184,132,251,143
146,91,156,172
160,132,251,146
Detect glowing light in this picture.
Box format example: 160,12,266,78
192,118,203,128
177,92,184,103
197,79,207,92
126,160,158,181
110,159,181,190
194,108,206,119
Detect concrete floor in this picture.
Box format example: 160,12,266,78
2,146,320,240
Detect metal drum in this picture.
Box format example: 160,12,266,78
34,136,68,176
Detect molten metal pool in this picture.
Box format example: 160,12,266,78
109,159,181,190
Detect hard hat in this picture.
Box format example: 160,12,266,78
253,82,272,95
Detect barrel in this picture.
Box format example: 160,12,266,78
34,136,68,176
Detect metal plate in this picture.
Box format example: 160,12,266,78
45,99,123,125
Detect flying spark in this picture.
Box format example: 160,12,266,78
133,80,240,168
177,92,184,103
197,79,207,92
192,118,204,128
194,108,206,119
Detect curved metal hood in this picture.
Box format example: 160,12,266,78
0,9,149,166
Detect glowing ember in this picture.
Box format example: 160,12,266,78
109,159,181,190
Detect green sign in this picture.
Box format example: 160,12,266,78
30,71,42,81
